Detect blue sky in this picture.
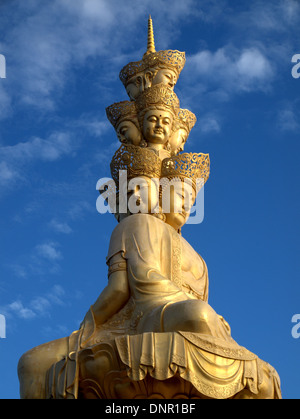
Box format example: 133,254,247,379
0,0,299,399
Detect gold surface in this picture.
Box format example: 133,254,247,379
18,17,282,400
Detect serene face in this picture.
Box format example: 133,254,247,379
163,180,195,230
128,176,159,215
152,68,177,89
116,120,141,146
126,73,144,100
169,128,188,154
143,109,173,146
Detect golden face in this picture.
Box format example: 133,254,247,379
143,109,173,145
125,73,144,100
152,68,177,89
162,180,196,230
169,128,188,154
116,120,141,146
128,176,159,215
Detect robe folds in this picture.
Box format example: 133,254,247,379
46,214,281,399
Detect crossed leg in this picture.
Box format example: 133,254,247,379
18,337,69,399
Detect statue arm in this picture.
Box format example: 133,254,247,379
91,254,129,326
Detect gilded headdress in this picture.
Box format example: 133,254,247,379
106,100,137,129
161,152,210,191
119,16,186,87
175,109,197,134
135,84,180,119
110,144,162,192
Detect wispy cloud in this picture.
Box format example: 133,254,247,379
49,219,73,234
185,46,274,98
6,301,36,320
35,242,62,262
229,0,300,33
1,0,198,117
0,132,74,163
277,105,300,132
0,131,76,189
8,241,63,279
2,285,65,320
198,114,221,134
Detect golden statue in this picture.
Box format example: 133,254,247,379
17,16,282,400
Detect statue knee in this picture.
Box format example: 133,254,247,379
18,348,38,379
18,347,44,399
18,337,69,398
164,300,218,334
257,363,279,399
184,300,217,330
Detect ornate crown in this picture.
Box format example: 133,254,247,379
110,144,162,192
106,100,137,128
119,16,185,87
119,50,186,88
135,84,180,117
175,109,197,134
161,152,210,191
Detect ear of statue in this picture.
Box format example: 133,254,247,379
144,70,154,89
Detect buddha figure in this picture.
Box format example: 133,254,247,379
169,109,197,155
106,100,142,147
135,83,180,159
18,145,281,399
109,144,161,221
120,16,185,101
18,17,282,400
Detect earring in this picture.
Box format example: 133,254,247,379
140,138,147,148
165,141,171,151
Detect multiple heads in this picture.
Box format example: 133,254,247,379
102,17,209,231
106,83,195,156
108,144,210,230
106,16,196,157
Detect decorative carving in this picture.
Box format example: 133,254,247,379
119,16,185,100
161,152,210,190
110,144,161,192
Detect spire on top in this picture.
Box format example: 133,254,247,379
144,15,156,57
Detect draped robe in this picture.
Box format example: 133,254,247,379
46,214,281,399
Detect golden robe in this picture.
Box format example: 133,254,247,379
46,214,281,399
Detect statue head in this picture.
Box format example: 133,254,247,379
160,152,210,230
136,84,180,150
119,16,185,100
169,109,197,155
109,144,161,221
106,101,142,146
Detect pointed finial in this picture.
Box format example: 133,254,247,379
144,15,156,57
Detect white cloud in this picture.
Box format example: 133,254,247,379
186,46,273,95
68,200,94,220
277,107,300,132
0,0,199,116
3,285,66,320
7,300,36,320
0,161,18,183
0,131,76,191
198,115,221,134
228,0,300,33
35,242,62,261
49,219,72,234
7,241,64,280
29,296,51,316
0,132,74,163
